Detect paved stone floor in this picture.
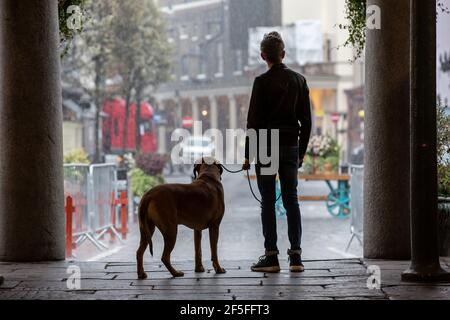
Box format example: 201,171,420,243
0,258,449,300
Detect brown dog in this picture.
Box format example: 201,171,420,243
136,158,226,279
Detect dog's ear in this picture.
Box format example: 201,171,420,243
193,163,201,179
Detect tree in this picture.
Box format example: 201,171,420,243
61,0,115,163
60,0,171,157
133,0,171,151
110,0,171,153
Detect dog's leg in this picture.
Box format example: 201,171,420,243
209,225,226,274
136,235,148,280
194,230,205,273
161,228,184,277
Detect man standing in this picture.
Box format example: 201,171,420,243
243,32,312,273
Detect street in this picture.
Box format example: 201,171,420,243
98,166,362,263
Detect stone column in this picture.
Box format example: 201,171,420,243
402,0,450,282
0,1,65,261
228,94,238,130
210,96,218,130
191,97,200,122
364,0,411,259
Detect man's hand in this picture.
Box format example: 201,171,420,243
242,159,251,171
299,155,305,168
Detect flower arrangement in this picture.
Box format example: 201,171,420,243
130,153,168,198
305,135,341,174
135,153,168,176
307,135,340,158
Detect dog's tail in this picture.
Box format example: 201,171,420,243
138,194,155,257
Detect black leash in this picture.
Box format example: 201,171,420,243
221,165,282,205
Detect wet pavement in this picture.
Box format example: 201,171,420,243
84,166,362,263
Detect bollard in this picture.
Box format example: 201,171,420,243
65,196,75,259
119,191,128,240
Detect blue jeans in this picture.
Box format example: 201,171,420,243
256,146,302,253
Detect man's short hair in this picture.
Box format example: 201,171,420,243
260,31,285,63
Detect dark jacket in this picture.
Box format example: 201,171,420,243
245,63,312,161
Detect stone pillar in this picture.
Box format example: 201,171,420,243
228,94,238,130
402,0,450,282
364,0,411,259
0,1,65,261
191,97,200,122
210,96,218,130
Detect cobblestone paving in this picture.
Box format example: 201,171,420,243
0,258,449,300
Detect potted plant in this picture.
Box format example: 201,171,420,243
306,135,341,174
437,103,450,256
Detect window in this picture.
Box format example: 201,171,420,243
192,24,199,41
215,42,224,77
196,45,207,79
206,21,221,39
167,28,176,43
179,24,188,40
181,55,190,80
234,49,243,75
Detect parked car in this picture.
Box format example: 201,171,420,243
181,136,215,168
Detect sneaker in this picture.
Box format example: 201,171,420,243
288,249,305,273
251,254,281,273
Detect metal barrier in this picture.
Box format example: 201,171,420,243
90,164,123,245
64,163,128,256
64,164,94,252
346,165,364,251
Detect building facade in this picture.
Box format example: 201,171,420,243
154,0,364,162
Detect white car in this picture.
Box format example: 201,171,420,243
182,136,215,165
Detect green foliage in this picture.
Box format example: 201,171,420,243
63,149,90,183
340,0,449,61
59,0,86,56
438,103,450,197
130,168,164,198
64,148,91,164
325,155,340,172
339,0,367,61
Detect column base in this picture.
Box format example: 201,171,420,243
402,263,450,283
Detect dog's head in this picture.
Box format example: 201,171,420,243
193,157,223,181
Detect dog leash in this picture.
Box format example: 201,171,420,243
220,165,282,205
